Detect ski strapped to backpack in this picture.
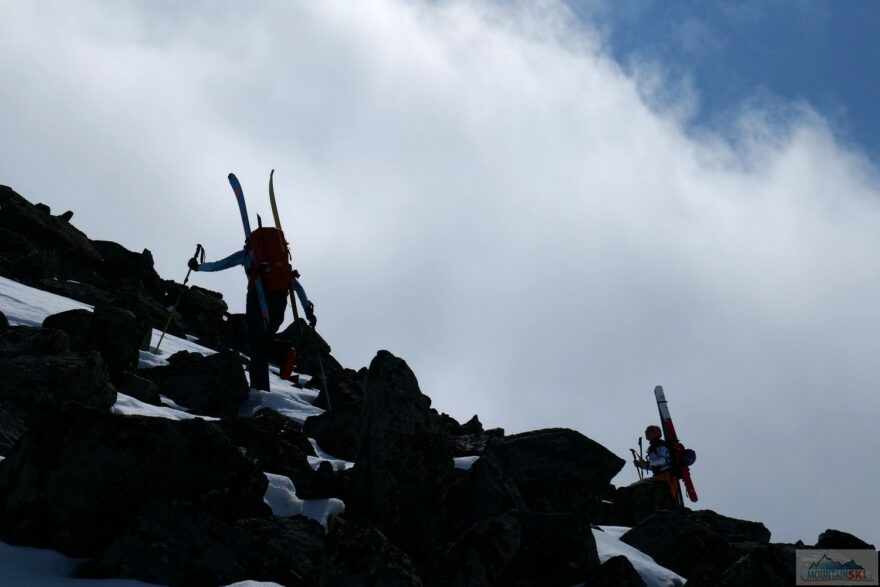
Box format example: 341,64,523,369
228,173,271,329
654,385,698,503
268,170,332,409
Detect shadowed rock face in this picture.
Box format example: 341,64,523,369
596,478,680,527
484,427,625,516
598,555,647,587
0,405,270,557
621,509,771,578
348,351,456,561
0,324,116,454
82,503,326,587
138,350,249,417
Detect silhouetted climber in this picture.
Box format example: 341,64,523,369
634,424,681,504
188,248,316,391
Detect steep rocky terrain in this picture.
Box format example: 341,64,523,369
0,184,875,586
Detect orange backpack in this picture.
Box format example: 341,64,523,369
249,226,293,292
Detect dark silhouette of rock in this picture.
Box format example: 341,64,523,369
0,405,270,557
430,509,599,586
620,509,770,578
0,326,116,432
0,310,8,332
685,541,760,587
222,312,249,354
485,428,624,516
598,555,647,587
597,478,679,527
118,371,161,405
715,543,795,587
139,350,249,417
303,399,364,462
321,515,424,586
428,510,522,587
43,305,150,382
0,185,103,282
216,408,317,497
302,460,351,501
0,403,28,456
91,240,161,291
83,502,325,586
498,511,600,586
348,350,455,560
815,528,875,550
440,452,527,542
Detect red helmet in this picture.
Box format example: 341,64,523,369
645,425,662,440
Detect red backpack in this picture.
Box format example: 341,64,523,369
248,227,293,292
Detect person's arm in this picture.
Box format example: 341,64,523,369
648,445,671,472
292,276,317,327
192,250,246,272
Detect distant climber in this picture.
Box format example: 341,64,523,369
188,242,316,392
634,424,682,505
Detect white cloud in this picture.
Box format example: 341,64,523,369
1,0,878,545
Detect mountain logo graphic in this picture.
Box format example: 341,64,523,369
809,554,866,571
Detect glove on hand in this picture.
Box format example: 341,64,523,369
305,301,317,328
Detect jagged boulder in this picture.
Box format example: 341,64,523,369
0,310,8,332
321,515,425,586
0,185,103,282
90,240,161,291
118,371,161,405
303,400,364,462
83,503,325,586
620,509,771,578
0,405,270,556
429,509,600,586
815,528,875,549
139,350,249,417
484,428,625,515
43,305,150,382
440,452,527,542
713,543,796,587
597,478,679,527
216,408,317,496
598,555,647,586
0,326,116,447
348,350,455,560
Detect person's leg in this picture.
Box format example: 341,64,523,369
246,288,271,391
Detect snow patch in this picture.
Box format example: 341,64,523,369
453,456,480,470
240,376,323,425
594,527,685,587
0,540,155,586
307,439,354,472
112,393,218,421
0,275,91,327
263,473,345,529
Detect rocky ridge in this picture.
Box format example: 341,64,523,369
0,185,875,586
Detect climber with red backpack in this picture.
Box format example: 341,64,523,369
188,226,316,392
634,424,682,505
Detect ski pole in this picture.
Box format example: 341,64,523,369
629,448,644,481
154,244,204,354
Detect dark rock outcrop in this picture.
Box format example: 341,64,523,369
139,350,249,417
715,543,796,587
118,371,161,405
348,351,455,560
43,305,150,382
216,408,318,496
620,509,771,578
321,515,425,586
596,478,679,527
430,509,600,586
0,310,8,331
0,405,270,556
303,399,364,462
598,555,647,587
815,528,875,550
84,503,325,587
485,428,625,516
0,325,116,454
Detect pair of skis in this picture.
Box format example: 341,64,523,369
654,385,698,503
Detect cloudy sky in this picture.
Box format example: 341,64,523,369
2,0,879,546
